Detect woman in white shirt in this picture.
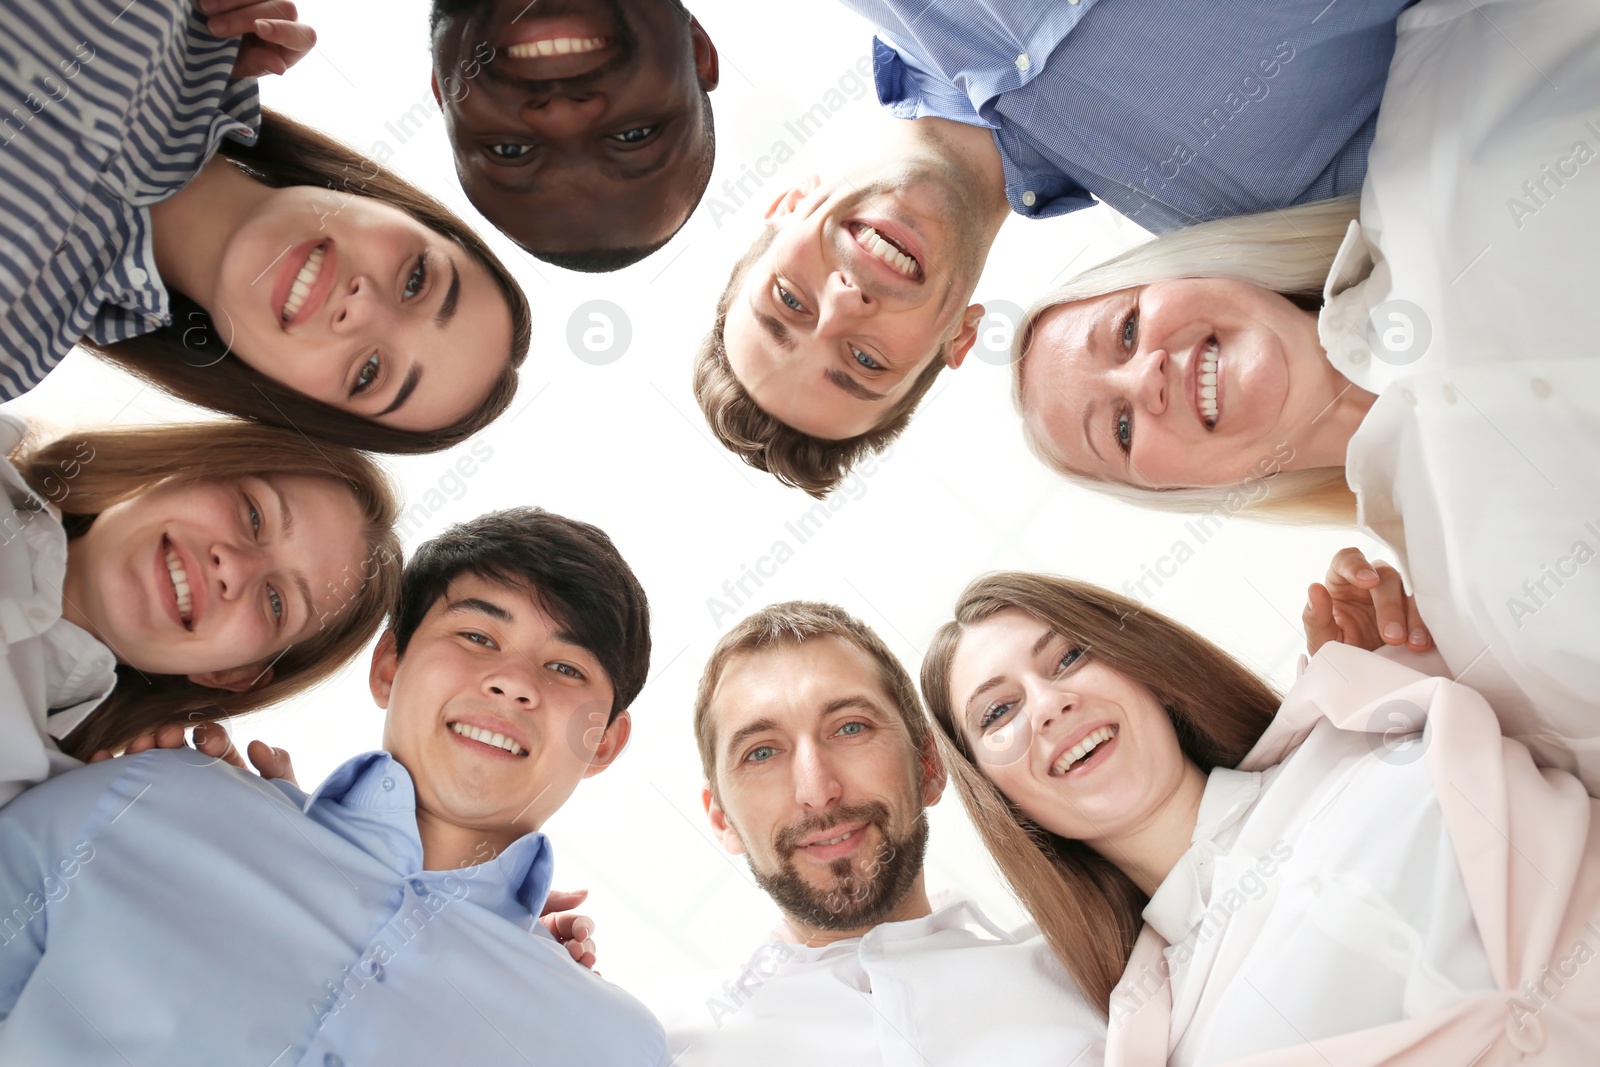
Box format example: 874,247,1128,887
920,571,1600,1065
2,0,530,454
0,413,401,806
1010,0,1600,789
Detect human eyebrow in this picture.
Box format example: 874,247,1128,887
824,367,888,403
1083,401,1105,465
963,630,1057,724
265,476,293,538
376,364,423,418
442,597,515,623
434,259,461,328
821,695,884,716
724,717,781,762
749,294,796,352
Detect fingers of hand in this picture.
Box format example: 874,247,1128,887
204,0,298,36
1367,561,1409,644
1328,546,1379,590
1404,595,1431,649
1302,583,1341,654
542,889,590,915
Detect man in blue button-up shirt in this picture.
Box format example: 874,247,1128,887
695,0,1415,498
0,507,668,1065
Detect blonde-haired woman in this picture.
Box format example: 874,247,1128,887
921,571,1600,1064
0,414,400,806
1012,0,1600,790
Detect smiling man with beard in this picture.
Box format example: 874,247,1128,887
659,601,1105,1066
429,0,719,271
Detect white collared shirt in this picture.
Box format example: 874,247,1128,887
1135,734,1497,1065
1315,0,1600,793
0,412,116,808
647,898,1106,1067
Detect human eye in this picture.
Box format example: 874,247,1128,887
351,353,381,397
244,494,262,536
978,700,1015,731
461,631,496,648
1114,408,1133,455
849,345,883,372
403,253,429,301
550,662,586,680
488,143,534,159
776,283,805,314
1055,645,1085,674
609,125,657,144
836,720,867,737
266,585,284,622
1119,306,1140,354
744,744,777,764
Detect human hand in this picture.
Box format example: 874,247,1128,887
541,889,599,971
89,721,299,787
201,0,318,80
1303,547,1431,657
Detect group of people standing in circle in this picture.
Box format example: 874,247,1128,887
1,0,1597,1064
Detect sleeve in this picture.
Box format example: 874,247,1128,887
0,759,113,1018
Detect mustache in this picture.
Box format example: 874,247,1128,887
772,801,892,856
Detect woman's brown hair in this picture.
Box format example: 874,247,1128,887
919,572,1281,1012
85,108,531,455
14,421,403,758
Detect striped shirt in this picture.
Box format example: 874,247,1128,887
847,0,1414,232
0,0,259,399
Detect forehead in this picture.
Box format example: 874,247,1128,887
710,636,895,731
948,609,1048,682
420,571,564,635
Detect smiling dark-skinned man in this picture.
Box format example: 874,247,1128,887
430,0,719,272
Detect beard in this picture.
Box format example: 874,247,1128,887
746,801,928,932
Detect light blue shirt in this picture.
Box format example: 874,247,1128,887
0,749,668,1065
845,0,1415,231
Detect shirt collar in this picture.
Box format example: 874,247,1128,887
763,896,1013,969
305,751,555,919
1142,767,1262,946
1317,219,1403,395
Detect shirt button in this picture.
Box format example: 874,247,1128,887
1021,190,1037,207
410,878,427,895
380,776,395,791
1441,384,1457,404
371,963,385,983
1530,377,1552,398
1400,387,1417,406
324,1055,345,1067
127,267,147,285
1015,52,1031,72
1350,349,1368,365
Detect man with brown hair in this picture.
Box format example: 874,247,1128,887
649,600,1104,1065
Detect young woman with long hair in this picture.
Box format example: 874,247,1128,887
2,0,531,454
1009,0,1600,788
920,571,1600,1064
0,415,401,806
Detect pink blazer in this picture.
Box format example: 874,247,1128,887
1106,644,1600,1065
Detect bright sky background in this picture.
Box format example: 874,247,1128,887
9,0,1386,999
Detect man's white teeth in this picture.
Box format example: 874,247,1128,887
280,245,325,323
506,36,606,59
1199,340,1220,428
809,829,857,847
1051,726,1116,775
853,224,920,279
449,722,526,756
164,547,192,625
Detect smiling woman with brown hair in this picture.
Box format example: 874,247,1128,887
2,0,531,454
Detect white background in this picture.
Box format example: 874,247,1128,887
10,0,1385,998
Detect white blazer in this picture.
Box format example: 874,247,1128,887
0,413,116,808
1317,0,1600,792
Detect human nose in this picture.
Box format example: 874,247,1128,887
517,93,605,139
1023,675,1077,737
329,275,389,336
1118,345,1169,415
211,542,270,600
482,658,541,708
815,270,873,334
791,739,843,810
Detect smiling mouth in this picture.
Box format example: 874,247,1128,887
849,222,922,280
162,537,193,629
1199,339,1221,429
1050,725,1117,776
280,243,328,324
506,35,606,58
449,721,527,757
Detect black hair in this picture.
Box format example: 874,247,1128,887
392,507,651,720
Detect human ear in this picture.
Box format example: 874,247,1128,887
763,176,822,220
187,663,272,693
581,710,633,778
702,782,746,855
368,630,400,709
944,303,986,370
689,17,720,91
918,735,948,807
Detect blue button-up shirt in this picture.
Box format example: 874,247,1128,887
0,749,668,1065
845,0,1414,232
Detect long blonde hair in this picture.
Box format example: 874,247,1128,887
1015,198,1362,524
13,421,402,758
920,572,1281,1011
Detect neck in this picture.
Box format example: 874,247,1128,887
1285,334,1380,471
899,115,1011,231
1094,761,1209,898
415,808,520,872
148,155,274,307
59,537,100,647
781,870,934,948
